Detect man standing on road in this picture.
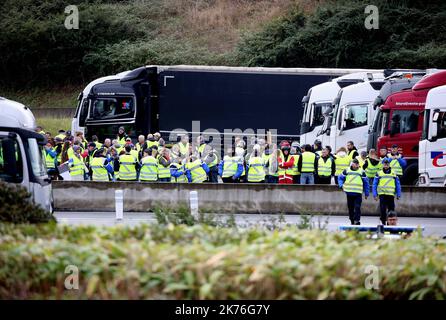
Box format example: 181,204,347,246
372,158,402,225
338,158,370,225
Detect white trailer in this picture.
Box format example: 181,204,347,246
0,97,53,211
418,85,446,186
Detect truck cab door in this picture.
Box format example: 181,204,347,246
388,109,423,158
0,132,28,191
427,110,446,181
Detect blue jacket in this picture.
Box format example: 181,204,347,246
170,164,185,178
338,168,370,197
372,169,402,198
386,155,407,169
185,162,210,182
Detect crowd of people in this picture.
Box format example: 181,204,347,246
38,125,406,225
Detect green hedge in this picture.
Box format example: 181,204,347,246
0,223,445,299
0,182,55,224
236,0,446,69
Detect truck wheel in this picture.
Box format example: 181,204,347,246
402,163,418,186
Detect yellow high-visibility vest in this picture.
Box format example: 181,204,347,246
90,157,109,181
342,168,364,194
301,152,316,173
365,159,380,178
318,157,333,177
335,156,350,176
222,155,237,178
377,170,396,196
186,159,207,183
69,155,85,177
157,156,171,179
139,156,158,181
118,154,137,180
247,156,265,182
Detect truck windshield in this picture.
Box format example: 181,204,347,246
343,104,368,130
312,102,332,127
380,111,389,136
370,109,381,133
27,138,47,178
332,91,343,126
90,97,135,120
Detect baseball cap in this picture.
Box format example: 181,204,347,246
382,158,390,164
352,158,359,164
391,144,398,148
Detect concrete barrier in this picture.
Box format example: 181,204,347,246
52,181,446,217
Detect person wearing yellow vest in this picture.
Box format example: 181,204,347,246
90,148,114,181
36,126,45,135
362,149,381,187
338,158,370,225
289,141,301,184
372,158,402,225
172,134,190,160
263,144,279,184
170,158,188,183
118,145,139,181
346,141,359,161
139,148,158,182
185,156,210,183
91,135,102,150
55,130,67,142
44,141,58,179
117,127,129,146
387,144,407,180
196,135,219,183
157,147,172,182
334,147,350,185
218,147,243,183
317,147,335,184
313,139,323,157
146,134,159,149
298,144,318,185
135,135,146,157
68,145,86,180
356,151,367,169
247,147,266,183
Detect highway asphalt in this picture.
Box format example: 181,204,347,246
54,212,446,237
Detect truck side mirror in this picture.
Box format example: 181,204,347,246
2,138,19,182
430,111,439,141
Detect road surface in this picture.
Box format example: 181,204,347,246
54,212,446,237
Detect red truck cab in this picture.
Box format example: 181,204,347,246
377,71,446,185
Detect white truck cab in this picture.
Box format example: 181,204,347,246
300,71,380,147
0,97,53,211
71,70,131,135
419,85,446,186
325,74,385,153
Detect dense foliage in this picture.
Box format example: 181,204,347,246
0,222,444,299
2,0,445,90
236,0,446,69
0,182,55,223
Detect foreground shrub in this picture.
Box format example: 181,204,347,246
0,182,55,223
0,223,444,299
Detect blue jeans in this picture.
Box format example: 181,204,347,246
300,172,314,185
